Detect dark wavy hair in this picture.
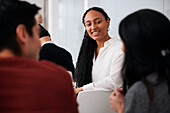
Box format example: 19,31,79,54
119,9,170,107
0,0,40,55
74,7,110,87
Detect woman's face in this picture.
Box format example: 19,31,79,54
84,10,110,41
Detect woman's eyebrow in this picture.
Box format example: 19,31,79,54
85,17,102,23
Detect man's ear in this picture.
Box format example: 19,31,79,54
16,24,28,44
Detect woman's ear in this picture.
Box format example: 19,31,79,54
107,19,110,28
16,24,28,44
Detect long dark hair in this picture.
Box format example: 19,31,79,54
74,7,110,87
119,9,170,107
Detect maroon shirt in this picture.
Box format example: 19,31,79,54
0,57,78,113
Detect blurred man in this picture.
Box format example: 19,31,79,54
0,0,78,112
39,24,75,76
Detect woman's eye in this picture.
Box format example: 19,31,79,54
86,23,91,27
97,21,101,24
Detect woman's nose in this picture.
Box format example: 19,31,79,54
91,23,97,30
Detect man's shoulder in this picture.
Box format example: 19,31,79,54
56,46,71,54
38,60,68,73
43,44,71,54
0,57,71,80
16,58,69,76
27,59,72,83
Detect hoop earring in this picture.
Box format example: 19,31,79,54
107,27,110,31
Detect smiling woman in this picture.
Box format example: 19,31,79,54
74,7,124,94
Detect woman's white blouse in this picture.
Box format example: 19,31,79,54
83,38,124,91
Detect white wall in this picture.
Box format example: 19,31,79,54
48,0,84,65
48,0,59,42
165,0,170,19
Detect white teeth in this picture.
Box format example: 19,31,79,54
93,31,99,35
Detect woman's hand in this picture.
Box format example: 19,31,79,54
74,87,83,95
109,87,124,113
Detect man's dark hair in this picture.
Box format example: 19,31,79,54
39,24,51,38
0,0,40,55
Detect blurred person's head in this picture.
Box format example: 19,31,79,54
35,13,43,24
0,0,41,60
119,9,170,94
